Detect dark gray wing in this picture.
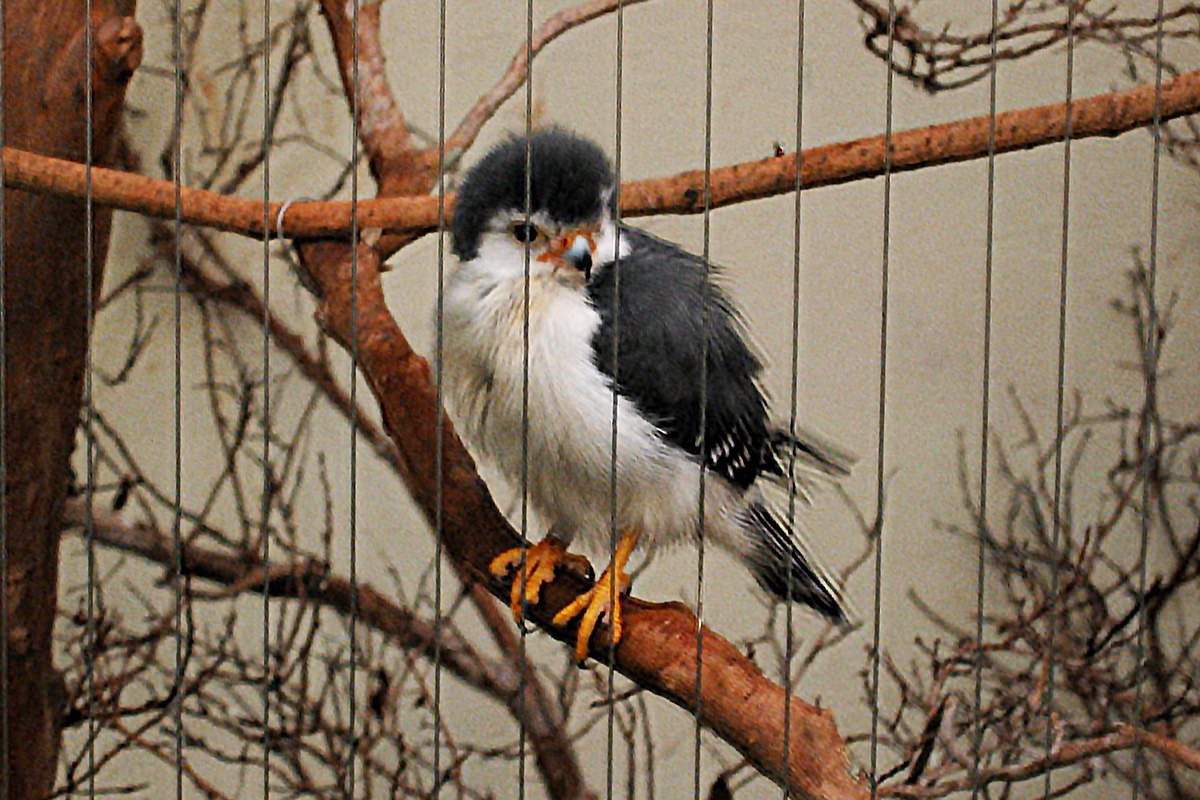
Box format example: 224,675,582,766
587,226,771,489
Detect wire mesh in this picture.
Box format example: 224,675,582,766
781,1,808,794
518,4,535,799
432,0,448,795
84,3,97,800
606,4,626,800
346,1,361,796
258,0,274,795
171,2,186,798
1132,2,1167,796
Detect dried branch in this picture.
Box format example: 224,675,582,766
865,263,1200,799
60,498,531,718
846,0,1200,92
445,0,653,160
4,69,1198,241
880,725,1200,798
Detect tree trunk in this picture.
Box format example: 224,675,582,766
2,4,139,797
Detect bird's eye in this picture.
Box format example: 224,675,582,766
510,222,539,243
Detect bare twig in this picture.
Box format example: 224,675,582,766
445,0,653,160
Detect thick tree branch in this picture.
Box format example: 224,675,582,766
2,5,141,797
4,69,1199,240
316,0,435,196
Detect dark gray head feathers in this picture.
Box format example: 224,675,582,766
451,127,616,260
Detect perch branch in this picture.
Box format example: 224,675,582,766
3,69,1198,240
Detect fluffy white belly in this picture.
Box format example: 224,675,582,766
442,267,738,548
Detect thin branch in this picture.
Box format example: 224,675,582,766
878,725,1200,798
61,498,509,697
845,0,1200,92
445,0,653,160
55,492,606,775
4,69,1198,240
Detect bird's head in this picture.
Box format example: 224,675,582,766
451,127,617,289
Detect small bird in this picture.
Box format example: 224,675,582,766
442,127,854,661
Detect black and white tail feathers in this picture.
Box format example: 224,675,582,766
742,502,855,627
761,426,855,485
734,426,858,627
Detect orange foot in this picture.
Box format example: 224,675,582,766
553,529,641,662
489,535,592,622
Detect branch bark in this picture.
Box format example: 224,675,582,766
4,68,1199,240
2,4,141,798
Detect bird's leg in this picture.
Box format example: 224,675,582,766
553,528,640,662
489,535,592,622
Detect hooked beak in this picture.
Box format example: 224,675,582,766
563,234,593,279
539,230,596,281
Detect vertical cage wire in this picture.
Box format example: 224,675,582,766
258,0,274,791
518,1,536,798
83,1,97,798
1133,0,1167,795
1043,3,1078,796
433,0,449,794
171,0,186,797
346,0,362,794
0,0,7,791
783,0,807,794
970,0,1001,795
868,0,897,794
605,3,626,800
691,2,715,797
